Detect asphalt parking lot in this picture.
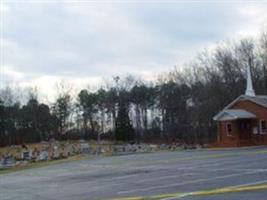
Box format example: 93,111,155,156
1,146,267,200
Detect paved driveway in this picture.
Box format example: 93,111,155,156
1,146,267,200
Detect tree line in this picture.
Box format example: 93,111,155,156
1,32,267,147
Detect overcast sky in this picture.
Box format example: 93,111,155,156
1,0,267,102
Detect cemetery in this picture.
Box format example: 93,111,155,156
0,140,204,171
0,140,99,171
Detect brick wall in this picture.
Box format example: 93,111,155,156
217,99,267,147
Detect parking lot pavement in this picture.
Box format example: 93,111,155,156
1,146,267,200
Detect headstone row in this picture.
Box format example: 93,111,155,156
0,141,95,169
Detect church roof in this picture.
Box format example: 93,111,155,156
213,95,267,121
213,66,267,121
245,95,267,108
213,109,256,121
226,95,267,110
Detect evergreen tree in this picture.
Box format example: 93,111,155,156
115,91,134,141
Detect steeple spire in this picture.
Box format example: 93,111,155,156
245,65,255,97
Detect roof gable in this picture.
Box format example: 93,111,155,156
225,95,267,110
213,95,267,120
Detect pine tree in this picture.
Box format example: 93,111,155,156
115,91,134,141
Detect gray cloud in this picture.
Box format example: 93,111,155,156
1,1,267,100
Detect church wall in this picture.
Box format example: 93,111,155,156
217,121,240,147
217,100,267,146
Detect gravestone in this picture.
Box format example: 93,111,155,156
31,148,40,161
62,145,72,157
21,150,32,160
80,142,90,154
37,151,49,161
52,146,60,159
2,155,15,168
71,144,80,154
149,144,158,152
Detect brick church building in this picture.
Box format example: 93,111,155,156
213,66,267,147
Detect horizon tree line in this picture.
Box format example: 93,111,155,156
0,31,267,147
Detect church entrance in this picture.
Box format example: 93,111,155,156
237,119,253,145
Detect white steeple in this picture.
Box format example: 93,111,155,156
245,65,255,97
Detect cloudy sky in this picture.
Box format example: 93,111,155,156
1,0,267,102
